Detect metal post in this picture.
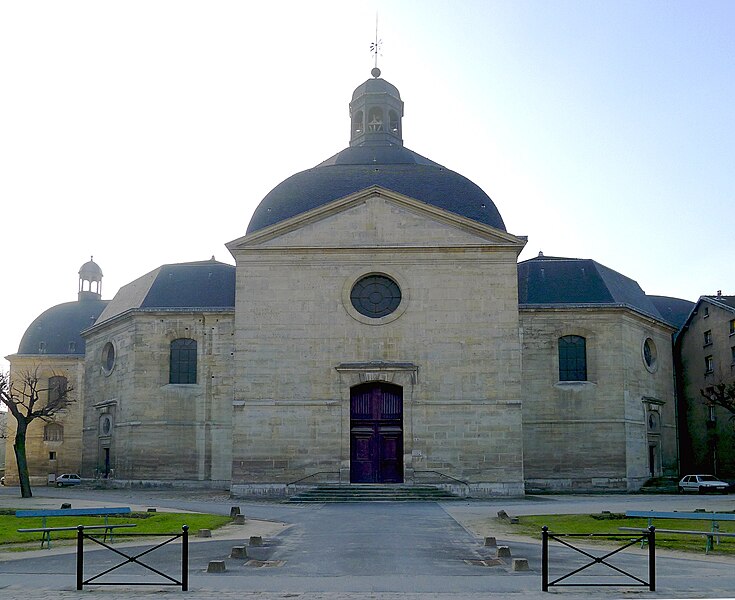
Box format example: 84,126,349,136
648,526,656,592
182,525,189,591
541,526,548,592
76,526,84,591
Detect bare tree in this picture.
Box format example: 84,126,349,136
701,381,735,418
0,368,75,498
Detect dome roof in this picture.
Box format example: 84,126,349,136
17,298,108,356
247,144,506,234
350,77,401,102
246,72,505,235
79,257,103,280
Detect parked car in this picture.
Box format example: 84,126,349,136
55,473,82,487
678,474,729,494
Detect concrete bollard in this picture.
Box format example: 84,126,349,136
197,529,212,538
496,546,511,558
249,535,263,546
207,560,226,573
484,536,497,547
512,558,529,571
233,514,246,525
230,506,241,518
230,546,247,559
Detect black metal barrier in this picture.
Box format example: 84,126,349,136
541,525,655,592
76,524,189,591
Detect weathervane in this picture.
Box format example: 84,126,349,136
370,13,382,77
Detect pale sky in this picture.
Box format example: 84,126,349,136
2,1,733,372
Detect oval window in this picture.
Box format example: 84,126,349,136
643,338,658,372
102,342,116,374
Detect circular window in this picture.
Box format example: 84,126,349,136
101,342,116,374
643,338,658,373
350,274,402,318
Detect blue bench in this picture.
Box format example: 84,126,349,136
16,507,134,549
622,510,735,553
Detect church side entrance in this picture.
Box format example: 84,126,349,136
350,382,403,483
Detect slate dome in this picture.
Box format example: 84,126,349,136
246,73,505,234
350,76,401,103
18,298,108,356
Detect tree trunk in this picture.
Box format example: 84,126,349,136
13,419,33,498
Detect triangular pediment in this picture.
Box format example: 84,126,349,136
228,187,526,251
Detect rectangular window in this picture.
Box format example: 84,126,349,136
731,346,735,365
704,330,713,346
705,355,714,374
703,306,709,318
169,338,198,384
558,335,587,381
48,376,68,404
49,451,57,460
730,319,735,336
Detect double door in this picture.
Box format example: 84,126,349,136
350,383,403,483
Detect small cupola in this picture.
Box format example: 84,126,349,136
349,67,404,147
78,256,103,301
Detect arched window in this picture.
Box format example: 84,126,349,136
389,110,400,134
44,423,64,442
352,110,364,136
558,335,587,381
367,107,384,132
169,338,197,384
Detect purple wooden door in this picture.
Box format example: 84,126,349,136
350,383,403,483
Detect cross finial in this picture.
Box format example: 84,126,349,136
370,13,382,77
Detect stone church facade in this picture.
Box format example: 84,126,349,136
4,71,687,495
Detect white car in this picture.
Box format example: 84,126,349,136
678,474,729,494
55,473,82,487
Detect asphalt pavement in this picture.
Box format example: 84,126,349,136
1,485,734,599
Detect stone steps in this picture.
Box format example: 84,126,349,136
286,484,462,503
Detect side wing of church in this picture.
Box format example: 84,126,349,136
4,70,688,495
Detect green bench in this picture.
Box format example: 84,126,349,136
16,507,135,549
622,510,735,553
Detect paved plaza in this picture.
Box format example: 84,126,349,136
1,486,734,599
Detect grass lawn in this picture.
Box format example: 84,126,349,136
0,509,231,547
511,513,735,554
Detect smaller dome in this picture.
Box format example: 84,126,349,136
17,299,108,356
79,256,103,280
351,77,401,103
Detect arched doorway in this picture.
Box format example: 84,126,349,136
350,382,403,483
